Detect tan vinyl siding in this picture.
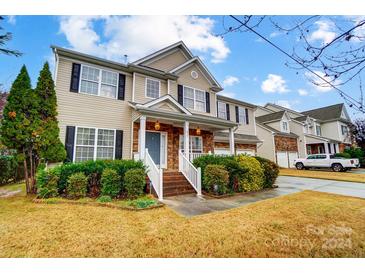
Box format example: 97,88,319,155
255,107,273,117
256,126,275,162
175,63,217,117
145,49,189,72
133,74,167,104
56,57,133,159
289,121,306,157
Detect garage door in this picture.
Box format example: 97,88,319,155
214,148,231,155
276,151,289,168
236,149,255,156
288,152,298,168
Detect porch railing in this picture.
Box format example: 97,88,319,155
179,150,202,196
144,149,163,200
189,152,208,162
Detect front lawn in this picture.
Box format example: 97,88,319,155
0,185,364,257
280,168,365,183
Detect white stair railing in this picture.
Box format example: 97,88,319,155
179,150,202,196
189,152,207,162
144,149,163,200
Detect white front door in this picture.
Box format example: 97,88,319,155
143,131,167,168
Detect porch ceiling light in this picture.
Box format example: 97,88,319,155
196,127,201,135
155,120,160,131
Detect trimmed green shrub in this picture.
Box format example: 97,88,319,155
203,164,229,195
127,196,158,209
100,168,121,198
66,172,88,198
36,168,60,198
193,154,247,190
0,155,18,185
53,159,144,194
254,156,279,188
334,152,351,159
97,195,112,203
344,147,365,167
124,168,146,198
236,155,264,192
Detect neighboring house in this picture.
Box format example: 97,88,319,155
254,102,353,168
52,41,259,198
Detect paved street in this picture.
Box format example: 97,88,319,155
163,176,365,217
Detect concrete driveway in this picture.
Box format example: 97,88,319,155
163,176,365,217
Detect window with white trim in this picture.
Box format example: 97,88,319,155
316,125,322,136
238,107,246,124
179,135,203,153
80,65,118,99
146,78,160,98
282,121,288,132
341,125,348,135
75,127,115,162
183,86,206,112
217,101,227,119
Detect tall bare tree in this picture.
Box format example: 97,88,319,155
0,16,22,57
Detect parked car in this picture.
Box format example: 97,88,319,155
294,154,360,172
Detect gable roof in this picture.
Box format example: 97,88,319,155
264,103,304,116
302,103,349,122
132,41,194,65
256,110,286,123
256,121,298,138
217,95,257,109
293,116,309,122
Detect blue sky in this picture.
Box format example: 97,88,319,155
0,15,362,118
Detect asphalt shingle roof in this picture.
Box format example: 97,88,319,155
255,110,285,123
301,103,345,121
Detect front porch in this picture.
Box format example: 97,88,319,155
305,135,340,155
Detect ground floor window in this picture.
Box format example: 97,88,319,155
75,127,115,162
179,135,203,153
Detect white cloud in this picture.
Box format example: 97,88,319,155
269,31,284,38
219,91,236,98
7,16,16,25
308,20,336,45
276,100,300,110
223,75,239,87
305,70,341,92
261,74,289,94
59,16,230,64
298,89,309,96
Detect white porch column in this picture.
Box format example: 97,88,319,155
324,142,329,154
229,128,235,155
139,115,146,160
184,121,189,158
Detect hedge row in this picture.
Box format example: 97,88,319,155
193,154,279,195
0,155,19,185
36,159,146,199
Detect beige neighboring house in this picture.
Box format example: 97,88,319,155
52,41,260,199
254,103,353,168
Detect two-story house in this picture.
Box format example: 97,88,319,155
52,41,260,199
254,103,352,168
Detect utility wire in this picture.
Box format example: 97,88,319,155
229,15,365,114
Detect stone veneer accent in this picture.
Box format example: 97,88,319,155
133,121,214,170
214,142,257,151
274,136,298,152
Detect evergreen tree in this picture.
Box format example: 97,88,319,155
34,62,66,163
0,66,41,193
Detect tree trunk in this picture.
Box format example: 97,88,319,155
28,147,36,194
23,149,30,194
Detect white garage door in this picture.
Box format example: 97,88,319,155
276,151,289,168
214,148,231,155
288,152,298,168
236,149,255,156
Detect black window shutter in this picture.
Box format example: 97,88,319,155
205,92,210,113
115,130,123,159
178,85,184,105
235,106,239,123
226,103,230,121
65,126,76,162
118,74,126,100
70,63,81,93
245,108,249,124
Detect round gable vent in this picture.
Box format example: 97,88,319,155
191,70,199,79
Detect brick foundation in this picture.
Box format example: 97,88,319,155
133,121,213,170
274,136,298,152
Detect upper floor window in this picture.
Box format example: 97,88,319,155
238,107,246,124
282,121,289,132
183,86,206,112
341,125,348,135
146,78,160,99
217,101,227,119
80,65,118,99
316,125,322,136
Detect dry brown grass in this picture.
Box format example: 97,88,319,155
0,189,364,257
280,168,365,183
